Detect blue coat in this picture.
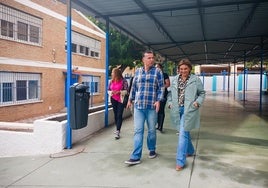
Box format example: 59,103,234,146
167,74,206,131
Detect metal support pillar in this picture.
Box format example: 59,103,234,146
105,19,110,127
259,37,264,114
66,0,72,149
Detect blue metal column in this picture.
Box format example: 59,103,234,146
66,0,72,149
264,74,267,90
243,52,246,102
259,37,263,114
212,75,217,92
222,70,226,91
233,61,236,98
227,62,230,95
105,19,110,127
201,71,205,86
238,74,243,91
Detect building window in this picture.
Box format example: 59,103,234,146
82,75,100,95
72,43,77,53
29,80,38,99
2,83,13,102
0,72,41,106
16,80,27,101
65,30,101,59
80,45,85,54
1,20,13,38
30,25,39,43
0,4,42,45
17,21,28,41
94,52,99,58
85,47,89,56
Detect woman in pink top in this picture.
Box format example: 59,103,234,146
108,68,128,139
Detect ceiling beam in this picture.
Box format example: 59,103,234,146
148,35,268,46
97,0,268,18
224,2,260,58
73,0,146,46
133,0,189,60
197,0,208,64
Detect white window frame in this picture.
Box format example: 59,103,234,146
0,72,41,106
65,30,101,59
81,75,100,95
0,4,42,46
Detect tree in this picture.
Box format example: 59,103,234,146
87,16,145,75
109,30,145,72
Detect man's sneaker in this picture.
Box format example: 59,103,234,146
148,151,157,159
124,159,141,165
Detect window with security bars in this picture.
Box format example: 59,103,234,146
65,31,101,59
0,72,41,106
0,4,42,45
81,75,100,95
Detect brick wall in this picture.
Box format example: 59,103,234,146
0,0,106,121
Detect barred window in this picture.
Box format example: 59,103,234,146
81,75,100,95
0,72,41,106
29,80,38,99
2,83,13,102
16,80,27,101
30,25,39,43
18,21,28,41
65,30,101,59
1,20,13,38
0,4,42,45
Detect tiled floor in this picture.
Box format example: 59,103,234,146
0,91,267,188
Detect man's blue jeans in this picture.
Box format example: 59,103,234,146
130,107,157,160
176,106,195,167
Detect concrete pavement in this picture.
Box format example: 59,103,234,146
0,91,267,188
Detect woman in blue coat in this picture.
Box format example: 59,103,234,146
167,59,206,171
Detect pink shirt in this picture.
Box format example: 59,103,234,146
109,80,123,102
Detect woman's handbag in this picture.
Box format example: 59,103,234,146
122,94,129,108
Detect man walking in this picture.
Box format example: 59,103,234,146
125,50,165,165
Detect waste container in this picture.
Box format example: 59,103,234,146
70,83,90,129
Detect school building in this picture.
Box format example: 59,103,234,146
0,0,106,122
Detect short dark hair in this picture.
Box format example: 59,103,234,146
142,50,154,58
178,59,192,71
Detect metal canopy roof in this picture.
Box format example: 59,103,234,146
61,0,268,65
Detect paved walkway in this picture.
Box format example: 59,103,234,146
0,92,268,188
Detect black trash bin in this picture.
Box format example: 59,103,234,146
69,83,90,129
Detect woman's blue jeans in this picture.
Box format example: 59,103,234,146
111,97,124,132
176,106,195,167
130,107,157,160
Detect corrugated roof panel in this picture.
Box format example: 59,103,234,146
82,0,141,15
155,9,203,41
60,0,268,64
203,4,252,40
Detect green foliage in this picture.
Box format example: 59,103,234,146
164,61,176,76
246,60,268,71
87,16,179,76
109,30,144,70
87,16,145,75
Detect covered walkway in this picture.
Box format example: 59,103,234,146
0,92,267,188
